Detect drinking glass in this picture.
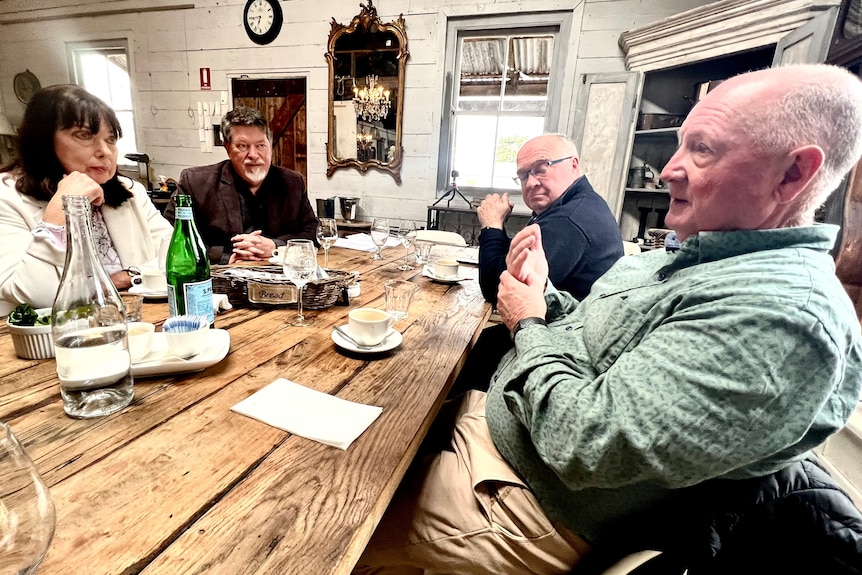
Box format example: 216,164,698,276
0,422,55,575
370,218,390,260
316,218,339,268
395,220,417,271
281,239,317,327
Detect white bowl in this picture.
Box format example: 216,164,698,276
163,315,210,358
7,307,54,359
127,321,155,363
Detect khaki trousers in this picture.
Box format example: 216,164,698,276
354,391,590,575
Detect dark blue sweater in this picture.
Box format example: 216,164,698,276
478,176,623,303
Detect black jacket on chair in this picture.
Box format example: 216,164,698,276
573,454,862,575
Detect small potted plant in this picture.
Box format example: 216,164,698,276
7,304,54,359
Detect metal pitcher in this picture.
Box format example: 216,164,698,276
316,198,335,219
339,197,359,222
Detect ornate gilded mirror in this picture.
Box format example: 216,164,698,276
326,0,408,183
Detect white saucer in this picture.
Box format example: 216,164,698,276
331,324,402,354
268,256,283,265
421,266,471,284
128,285,168,299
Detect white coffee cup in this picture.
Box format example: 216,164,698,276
272,246,284,260
133,268,167,292
435,259,459,279
127,321,155,363
348,308,395,346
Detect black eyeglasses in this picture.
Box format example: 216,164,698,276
513,156,572,185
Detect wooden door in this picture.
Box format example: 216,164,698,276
570,72,642,221
232,78,307,179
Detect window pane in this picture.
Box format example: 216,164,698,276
493,116,545,189
458,37,505,111
503,35,552,112
114,110,138,163
106,54,132,110
452,115,498,187
452,115,545,190
73,45,138,164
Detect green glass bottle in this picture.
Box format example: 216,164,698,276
166,194,214,326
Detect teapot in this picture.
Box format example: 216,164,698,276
628,166,655,189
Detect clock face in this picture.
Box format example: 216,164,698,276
243,0,283,45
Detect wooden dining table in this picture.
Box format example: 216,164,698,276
0,245,491,574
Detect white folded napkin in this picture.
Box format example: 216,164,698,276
212,293,233,313
230,378,383,450
334,232,401,252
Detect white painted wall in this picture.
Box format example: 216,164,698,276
0,0,711,222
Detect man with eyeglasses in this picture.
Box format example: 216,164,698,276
451,134,623,397
355,64,862,575
477,133,622,304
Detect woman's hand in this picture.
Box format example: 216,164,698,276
41,172,106,226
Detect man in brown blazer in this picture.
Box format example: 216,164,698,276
165,106,318,265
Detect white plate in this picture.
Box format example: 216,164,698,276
268,256,283,265
331,324,402,354
128,285,168,300
421,266,471,284
132,329,230,377
456,248,480,265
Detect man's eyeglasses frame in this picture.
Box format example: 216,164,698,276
513,156,573,185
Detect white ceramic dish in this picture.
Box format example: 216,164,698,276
331,324,402,354
128,285,168,300
7,307,54,359
132,329,230,377
421,266,471,284
268,256,283,265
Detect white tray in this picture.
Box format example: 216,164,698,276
132,329,230,377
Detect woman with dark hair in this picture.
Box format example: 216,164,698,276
0,84,172,314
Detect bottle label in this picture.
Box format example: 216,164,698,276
167,279,214,324
175,206,193,220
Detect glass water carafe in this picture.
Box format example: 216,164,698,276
0,422,55,574
52,195,134,419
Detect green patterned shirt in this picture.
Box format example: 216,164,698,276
486,225,862,541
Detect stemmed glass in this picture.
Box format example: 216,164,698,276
0,422,55,575
370,218,390,260
281,239,317,327
396,220,417,270
316,218,339,268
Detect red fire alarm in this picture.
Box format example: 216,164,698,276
200,68,211,91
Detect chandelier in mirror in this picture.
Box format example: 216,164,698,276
353,75,391,122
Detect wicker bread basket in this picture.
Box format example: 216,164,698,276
211,265,354,309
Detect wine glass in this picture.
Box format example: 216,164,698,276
281,239,317,327
316,218,339,268
396,220,417,270
0,422,55,575
370,218,390,260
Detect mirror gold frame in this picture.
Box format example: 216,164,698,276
325,0,409,183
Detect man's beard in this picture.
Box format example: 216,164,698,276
243,165,268,188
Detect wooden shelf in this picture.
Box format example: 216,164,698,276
625,187,669,194
634,127,680,136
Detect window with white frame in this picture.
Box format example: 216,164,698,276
67,40,137,166
438,13,571,195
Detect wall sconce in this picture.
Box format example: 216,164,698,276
353,75,391,122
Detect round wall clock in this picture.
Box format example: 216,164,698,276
243,0,283,45
13,70,41,104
